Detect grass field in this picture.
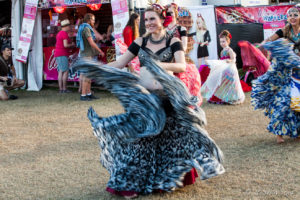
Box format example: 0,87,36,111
0,89,299,200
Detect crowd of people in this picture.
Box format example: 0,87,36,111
1,2,299,199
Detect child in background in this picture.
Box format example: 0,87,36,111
201,30,245,104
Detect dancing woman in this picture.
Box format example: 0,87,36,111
74,5,224,199
201,30,245,104
165,3,202,106
165,3,188,51
252,6,300,143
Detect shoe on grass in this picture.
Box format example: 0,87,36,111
63,90,72,93
87,94,99,99
9,95,18,100
80,95,92,101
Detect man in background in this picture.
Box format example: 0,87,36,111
0,44,24,100
76,13,104,101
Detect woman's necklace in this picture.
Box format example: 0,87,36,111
149,34,166,44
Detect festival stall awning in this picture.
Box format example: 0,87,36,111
38,0,110,9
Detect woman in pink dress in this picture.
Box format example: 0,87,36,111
165,3,202,106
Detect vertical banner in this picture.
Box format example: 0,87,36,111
111,0,129,58
16,0,39,63
178,5,218,67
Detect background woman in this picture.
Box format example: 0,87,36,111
123,13,140,47
165,3,188,51
165,3,202,106
121,13,140,73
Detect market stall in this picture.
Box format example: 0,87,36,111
38,0,128,82
11,0,129,91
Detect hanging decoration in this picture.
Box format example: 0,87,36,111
53,6,66,14
87,4,102,11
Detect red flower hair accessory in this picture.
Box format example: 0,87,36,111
152,3,167,18
228,33,232,39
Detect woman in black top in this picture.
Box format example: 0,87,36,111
165,3,188,51
253,6,300,144
74,5,224,198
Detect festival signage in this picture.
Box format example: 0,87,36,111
16,0,39,63
110,0,129,58
216,5,293,24
111,0,129,40
215,5,294,39
43,46,114,81
178,5,218,66
43,47,80,81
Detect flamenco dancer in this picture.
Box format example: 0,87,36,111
201,30,245,104
165,3,202,106
73,5,224,199
252,6,300,144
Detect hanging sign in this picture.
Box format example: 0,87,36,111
16,0,39,63
111,0,129,58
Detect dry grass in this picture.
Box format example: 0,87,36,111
0,89,299,200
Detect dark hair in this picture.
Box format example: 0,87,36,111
126,13,140,39
83,13,95,23
219,30,231,44
1,43,11,52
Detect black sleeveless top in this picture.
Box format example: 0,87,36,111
128,36,183,63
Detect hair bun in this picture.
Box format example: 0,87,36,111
219,30,232,40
